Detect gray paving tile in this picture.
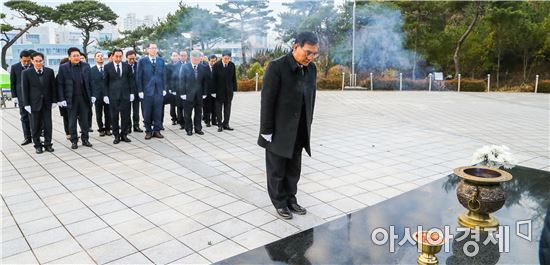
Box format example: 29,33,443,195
142,239,193,264
88,239,138,264
33,238,83,263
125,227,172,251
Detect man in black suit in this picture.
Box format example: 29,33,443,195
178,50,208,136
21,52,57,154
126,50,143,133
10,50,33,145
258,32,319,219
57,47,93,149
91,51,112,137
203,54,217,127
212,50,237,132
103,48,136,144
166,51,181,126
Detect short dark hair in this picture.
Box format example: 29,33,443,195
19,50,31,58
60,57,69,65
79,51,85,57
294,32,318,47
31,52,44,60
209,54,217,60
94,51,103,57
107,52,113,58
126,50,136,57
112,48,123,55
28,49,37,54
67,47,81,57
222,50,231,57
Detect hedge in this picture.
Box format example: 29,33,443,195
537,80,550,93
237,79,262,92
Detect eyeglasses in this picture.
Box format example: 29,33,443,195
303,49,318,59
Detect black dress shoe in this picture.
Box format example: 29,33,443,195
217,127,223,132
106,130,112,136
44,146,54,152
223,126,234,131
212,122,218,126
122,135,131,142
134,126,143,133
288,203,307,215
89,129,94,132
71,142,78,149
186,131,193,136
35,147,43,154
145,132,152,139
153,132,164,138
195,130,204,135
179,126,185,130
21,138,32,145
172,121,177,125
99,131,106,137
276,207,293,219
160,126,165,131
206,122,211,127
113,137,120,144
82,140,93,147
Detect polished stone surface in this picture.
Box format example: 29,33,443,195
218,166,550,265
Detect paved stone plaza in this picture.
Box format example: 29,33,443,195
2,91,549,264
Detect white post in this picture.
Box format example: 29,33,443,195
487,74,491,92
370,72,373,91
428,73,432,91
457,74,461,92
399,73,403,91
351,0,356,88
255,72,259,92
342,72,345,91
535,75,539,93
354,74,357,87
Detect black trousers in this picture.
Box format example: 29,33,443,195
18,104,32,140
215,99,231,128
69,94,90,142
203,96,216,124
31,104,52,148
131,98,141,128
177,101,185,128
169,95,178,122
266,146,303,209
95,99,111,132
59,107,69,135
183,99,203,132
88,104,93,130
109,99,130,137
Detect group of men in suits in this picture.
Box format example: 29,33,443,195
10,43,238,153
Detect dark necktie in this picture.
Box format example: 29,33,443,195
151,59,156,73
116,64,120,76
193,65,198,79
37,69,43,75
100,66,103,73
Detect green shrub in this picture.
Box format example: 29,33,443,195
537,80,550,93
317,77,341,90
237,79,262,92
457,79,486,92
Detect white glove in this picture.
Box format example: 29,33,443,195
13,97,18,105
180,95,186,100
91,97,96,104
24,105,31,113
103,96,109,104
130,94,135,102
211,93,216,98
163,90,167,96
138,92,144,99
202,95,207,99
51,103,58,109
168,90,172,94
261,134,272,142
60,100,67,107
171,91,176,95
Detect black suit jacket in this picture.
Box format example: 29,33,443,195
257,53,317,159
103,62,136,101
91,65,106,98
206,64,216,95
21,67,57,111
212,61,237,102
57,61,92,109
10,62,31,99
178,63,209,103
166,62,181,93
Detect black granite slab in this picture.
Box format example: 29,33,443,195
218,166,550,265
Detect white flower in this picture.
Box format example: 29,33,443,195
472,145,516,169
